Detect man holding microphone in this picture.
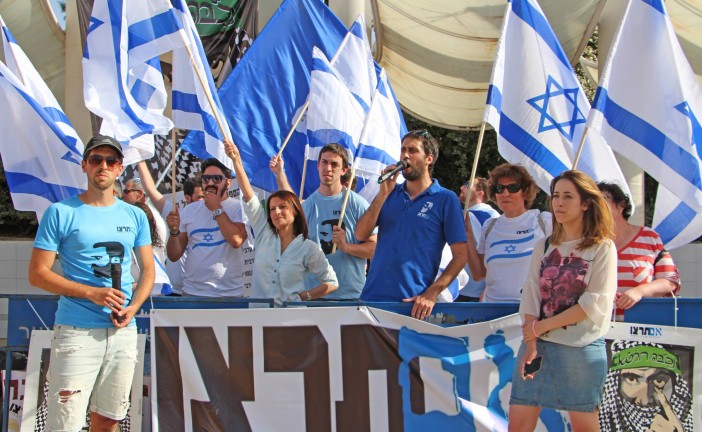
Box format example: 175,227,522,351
29,135,154,431
356,130,467,319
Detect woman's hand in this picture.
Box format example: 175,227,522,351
520,342,539,380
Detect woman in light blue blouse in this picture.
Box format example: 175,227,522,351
225,139,338,306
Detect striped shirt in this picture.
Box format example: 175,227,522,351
617,226,680,293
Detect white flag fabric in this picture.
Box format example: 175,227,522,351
354,68,404,201
0,17,85,219
171,0,232,169
83,0,184,143
330,14,376,112
485,0,630,199
587,0,702,249
306,47,366,166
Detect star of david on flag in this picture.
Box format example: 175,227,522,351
587,0,702,249
485,0,630,199
527,76,587,140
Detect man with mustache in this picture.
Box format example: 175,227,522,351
166,158,249,296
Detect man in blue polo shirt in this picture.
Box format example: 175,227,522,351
357,130,467,319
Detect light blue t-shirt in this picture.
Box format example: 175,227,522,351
302,189,372,299
34,196,151,328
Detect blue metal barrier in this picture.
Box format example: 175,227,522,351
623,298,702,329
285,300,521,325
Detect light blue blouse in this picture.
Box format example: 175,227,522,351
243,197,337,306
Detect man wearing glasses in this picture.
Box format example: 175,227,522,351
28,135,155,431
356,130,467,319
166,158,249,296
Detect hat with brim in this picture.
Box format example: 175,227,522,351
83,135,124,159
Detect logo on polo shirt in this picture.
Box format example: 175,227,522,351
417,201,434,219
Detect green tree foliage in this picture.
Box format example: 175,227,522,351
0,156,39,237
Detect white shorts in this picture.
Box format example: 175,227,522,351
47,325,138,431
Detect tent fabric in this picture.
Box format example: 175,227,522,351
372,0,702,130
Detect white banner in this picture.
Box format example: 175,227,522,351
150,307,702,431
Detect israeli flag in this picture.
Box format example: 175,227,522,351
587,0,702,249
171,0,232,169
485,0,629,198
83,0,184,143
354,68,404,201
0,17,85,219
330,14,377,112
306,47,366,167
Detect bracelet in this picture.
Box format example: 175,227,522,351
170,230,180,237
531,320,539,338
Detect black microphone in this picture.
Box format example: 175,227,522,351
377,160,408,184
110,259,126,323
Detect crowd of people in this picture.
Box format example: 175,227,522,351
26,131,683,430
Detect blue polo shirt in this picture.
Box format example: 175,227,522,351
361,179,467,301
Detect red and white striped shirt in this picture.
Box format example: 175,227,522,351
617,226,680,293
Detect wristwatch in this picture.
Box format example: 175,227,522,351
212,208,225,219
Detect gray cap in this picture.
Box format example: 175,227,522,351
83,135,124,159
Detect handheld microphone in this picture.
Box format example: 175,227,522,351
377,160,408,184
110,259,126,323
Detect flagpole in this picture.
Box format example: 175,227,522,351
276,29,356,159
171,128,178,210
331,165,356,254
571,127,589,170
464,121,488,211
299,145,309,197
176,30,230,142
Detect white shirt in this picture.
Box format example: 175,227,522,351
178,198,246,296
477,210,552,302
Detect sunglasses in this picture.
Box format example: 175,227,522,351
202,174,225,185
123,189,142,194
493,183,523,194
86,155,121,168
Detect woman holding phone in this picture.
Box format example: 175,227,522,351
509,170,617,431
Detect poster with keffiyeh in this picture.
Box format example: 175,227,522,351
600,323,700,431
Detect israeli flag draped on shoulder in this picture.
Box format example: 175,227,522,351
172,0,233,169
201,0,348,193
0,16,85,219
83,0,184,145
587,0,702,249
485,0,630,198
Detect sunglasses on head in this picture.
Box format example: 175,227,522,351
201,174,225,185
86,155,121,168
493,183,523,194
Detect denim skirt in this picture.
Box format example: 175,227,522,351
510,337,607,412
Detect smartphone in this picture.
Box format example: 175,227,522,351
523,356,543,377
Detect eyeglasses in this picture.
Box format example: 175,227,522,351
123,189,142,194
493,183,522,194
202,174,225,185
86,155,121,168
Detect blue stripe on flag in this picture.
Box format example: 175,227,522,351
498,112,570,177
490,234,535,248
105,0,154,135
653,201,697,245
311,56,336,76
1,24,17,44
486,250,534,264
486,84,502,112
349,19,364,39
642,0,666,15
355,143,396,165
511,0,571,71
130,78,158,108
127,10,182,51
0,69,82,160
5,172,84,202
592,87,702,193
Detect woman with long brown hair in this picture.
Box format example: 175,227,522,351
509,170,617,431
